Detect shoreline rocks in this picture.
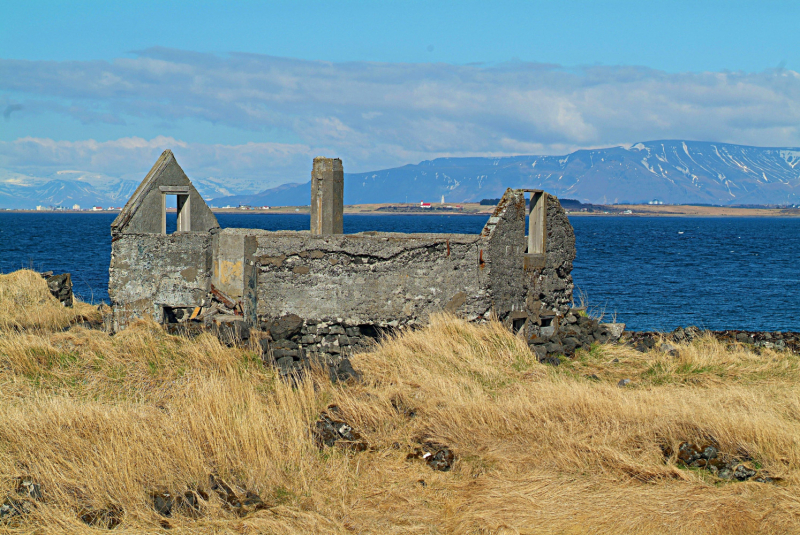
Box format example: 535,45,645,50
626,327,800,354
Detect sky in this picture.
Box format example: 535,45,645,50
1,0,799,192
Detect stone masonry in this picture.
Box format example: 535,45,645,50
109,151,578,366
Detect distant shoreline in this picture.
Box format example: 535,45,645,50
4,203,800,217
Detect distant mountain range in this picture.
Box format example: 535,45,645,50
3,140,800,209
213,141,800,207
0,171,251,210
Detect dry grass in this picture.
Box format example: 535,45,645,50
0,271,799,534
0,270,100,332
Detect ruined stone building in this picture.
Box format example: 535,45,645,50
109,150,576,362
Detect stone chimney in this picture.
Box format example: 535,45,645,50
311,157,344,235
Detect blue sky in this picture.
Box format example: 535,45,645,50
1,1,799,191
3,0,797,71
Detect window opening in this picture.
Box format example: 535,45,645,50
525,190,546,254
159,186,191,234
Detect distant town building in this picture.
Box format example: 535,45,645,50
420,201,432,208
441,195,445,204
92,206,103,211
36,205,44,211
73,204,81,210
648,199,664,205
261,206,270,210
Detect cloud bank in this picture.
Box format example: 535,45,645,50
1,48,799,188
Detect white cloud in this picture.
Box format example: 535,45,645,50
1,48,799,185
0,136,317,193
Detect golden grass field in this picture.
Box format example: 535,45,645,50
0,269,799,534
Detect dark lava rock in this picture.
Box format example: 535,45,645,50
210,474,241,507
330,357,361,383
670,441,766,483
313,412,368,451
152,492,174,517
531,345,547,361
176,490,204,518
0,478,42,520
80,504,124,529
213,318,250,346
733,464,757,481
208,474,268,517
406,443,456,472
539,355,561,367
268,314,304,341
15,478,41,501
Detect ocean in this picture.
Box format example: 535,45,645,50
1,212,798,332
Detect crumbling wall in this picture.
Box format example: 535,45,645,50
523,194,576,338
109,232,214,330
249,229,488,361
481,189,527,325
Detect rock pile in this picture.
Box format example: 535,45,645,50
79,504,124,529
663,441,777,483
406,443,455,472
312,409,368,451
151,474,269,524
40,271,73,307
528,308,625,363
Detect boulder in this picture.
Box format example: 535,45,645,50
268,314,303,340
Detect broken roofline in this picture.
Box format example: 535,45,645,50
111,150,220,237
111,149,546,240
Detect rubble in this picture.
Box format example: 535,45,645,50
312,409,368,451
0,477,42,521
627,328,800,354
79,504,124,528
40,271,73,307
663,441,778,483
406,443,456,472
528,307,625,361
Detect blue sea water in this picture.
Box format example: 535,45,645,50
1,212,798,332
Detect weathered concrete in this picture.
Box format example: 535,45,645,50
111,150,219,237
109,150,219,329
109,232,214,330
253,230,487,325
212,230,258,326
109,152,577,363
310,157,344,235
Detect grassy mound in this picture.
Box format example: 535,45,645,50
0,269,99,332
0,270,798,533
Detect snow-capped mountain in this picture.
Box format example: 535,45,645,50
214,140,800,207
4,140,800,208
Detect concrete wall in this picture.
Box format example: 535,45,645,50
253,230,489,326
212,230,258,325
109,231,214,330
